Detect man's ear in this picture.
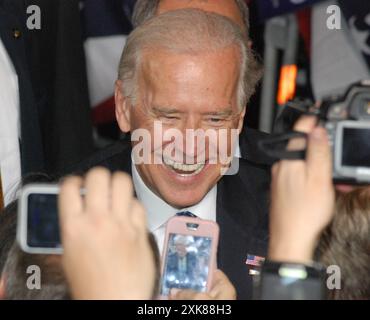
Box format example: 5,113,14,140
0,275,6,299
115,80,131,133
237,107,246,134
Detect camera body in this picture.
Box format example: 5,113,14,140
322,81,370,184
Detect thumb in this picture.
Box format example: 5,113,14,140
209,270,236,300
306,126,332,181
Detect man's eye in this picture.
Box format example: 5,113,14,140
208,118,224,123
159,115,179,121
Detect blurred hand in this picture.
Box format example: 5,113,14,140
59,167,156,300
268,116,335,264
169,269,236,300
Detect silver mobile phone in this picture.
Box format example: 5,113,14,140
17,184,62,255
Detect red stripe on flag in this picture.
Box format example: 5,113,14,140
92,96,116,125
297,8,311,57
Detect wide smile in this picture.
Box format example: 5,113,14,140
163,157,206,177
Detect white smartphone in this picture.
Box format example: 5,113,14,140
17,184,63,255
159,216,219,298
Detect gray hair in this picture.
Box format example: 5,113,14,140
132,0,250,36
118,9,262,110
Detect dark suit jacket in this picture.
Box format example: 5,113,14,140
65,131,271,300
239,126,273,165
0,0,94,175
24,0,94,173
0,0,44,174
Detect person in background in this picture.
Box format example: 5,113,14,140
132,0,249,31
266,116,370,299
317,188,370,299
0,0,94,209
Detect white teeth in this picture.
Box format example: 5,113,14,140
163,158,205,175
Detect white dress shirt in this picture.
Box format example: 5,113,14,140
235,144,241,158
132,162,217,254
0,39,21,206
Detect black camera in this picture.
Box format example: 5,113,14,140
322,81,370,184
259,81,370,185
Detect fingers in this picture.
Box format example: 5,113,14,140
209,270,237,300
130,200,147,234
293,115,317,133
109,172,148,234
111,171,134,221
287,116,317,151
271,162,279,177
63,168,146,231
61,168,140,221
168,270,236,300
85,167,111,215
306,127,332,181
59,176,84,225
278,116,320,176
169,289,211,300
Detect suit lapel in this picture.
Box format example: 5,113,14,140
216,159,270,299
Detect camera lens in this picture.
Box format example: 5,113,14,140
349,93,370,119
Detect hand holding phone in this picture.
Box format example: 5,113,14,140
160,216,219,298
169,269,237,300
58,168,157,300
17,184,61,254
17,168,158,300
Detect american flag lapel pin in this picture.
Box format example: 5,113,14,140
245,254,265,276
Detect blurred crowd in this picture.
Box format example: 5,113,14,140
0,0,369,300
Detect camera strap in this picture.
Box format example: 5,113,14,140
258,131,307,161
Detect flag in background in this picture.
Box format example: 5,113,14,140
311,0,370,100
339,0,370,69
80,0,135,126
255,0,324,22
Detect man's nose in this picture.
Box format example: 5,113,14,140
182,117,207,163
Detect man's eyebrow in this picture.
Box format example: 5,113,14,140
151,106,182,114
202,108,234,117
151,106,235,116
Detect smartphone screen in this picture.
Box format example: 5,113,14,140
160,233,213,296
27,193,61,249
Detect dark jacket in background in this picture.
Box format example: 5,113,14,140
0,0,94,175
25,0,94,173
0,0,44,174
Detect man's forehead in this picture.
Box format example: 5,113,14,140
140,47,240,77
157,0,244,29
138,48,240,102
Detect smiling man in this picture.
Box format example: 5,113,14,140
68,9,270,299
131,0,270,163
120,45,243,208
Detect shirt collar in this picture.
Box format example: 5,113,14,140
131,162,217,232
